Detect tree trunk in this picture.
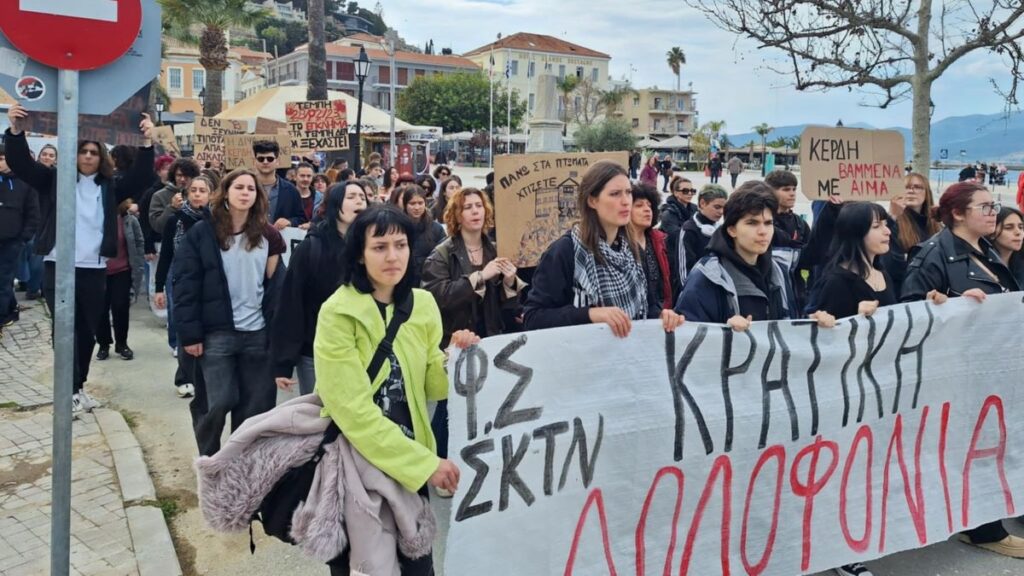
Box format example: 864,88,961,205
199,26,229,117
910,0,933,177
307,0,328,101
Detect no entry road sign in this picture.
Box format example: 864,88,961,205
0,0,142,70
0,0,160,115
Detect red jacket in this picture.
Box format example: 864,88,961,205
650,229,673,310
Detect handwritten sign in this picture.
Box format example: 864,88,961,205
152,125,179,155
494,151,627,267
224,133,294,170
799,126,905,200
194,116,254,165
285,100,348,151
445,294,1024,575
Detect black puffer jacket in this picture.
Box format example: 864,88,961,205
171,220,287,347
270,224,347,378
0,172,40,242
901,228,1020,301
659,196,697,236
3,130,154,257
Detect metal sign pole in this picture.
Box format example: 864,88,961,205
50,68,79,576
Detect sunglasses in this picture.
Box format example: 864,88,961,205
79,149,101,157
675,187,697,194
255,155,277,164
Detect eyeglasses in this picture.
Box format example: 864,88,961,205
79,149,101,157
255,155,277,164
675,187,697,194
968,202,1002,216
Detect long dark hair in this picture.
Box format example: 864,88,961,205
341,204,417,305
77,140,115,179
577,160,635,264
209,168,269,251
825,202,890,280
314,181,366,270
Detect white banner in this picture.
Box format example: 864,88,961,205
444,294,1024,575
280,226,307,268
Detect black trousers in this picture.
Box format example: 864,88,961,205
43,263,106,394
964,520,1009,544
96,269,132,348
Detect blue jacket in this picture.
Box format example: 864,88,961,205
674,254,794,324
270,177,305,227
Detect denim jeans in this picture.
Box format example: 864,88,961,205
166,270,177,349
0,240,23,322
193,329,275,456
296,355,316,396
16,238,42,294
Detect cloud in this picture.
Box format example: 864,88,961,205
381,0,1012,130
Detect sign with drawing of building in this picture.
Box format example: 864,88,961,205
494,151,628,267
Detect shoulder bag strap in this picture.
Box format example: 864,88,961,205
321,291,414,444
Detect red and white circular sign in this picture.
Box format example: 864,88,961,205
0,0,142,70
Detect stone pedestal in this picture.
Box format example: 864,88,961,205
526,74,564,153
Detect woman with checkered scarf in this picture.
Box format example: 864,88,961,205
523,160,684,337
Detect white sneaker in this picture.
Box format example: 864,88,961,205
78,391,102,412
170,346,178,358
71,393,84,416
176,384,194,398
834,564,873,576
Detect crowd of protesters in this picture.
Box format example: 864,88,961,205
4,98,1024,576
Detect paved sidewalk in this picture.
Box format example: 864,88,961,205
0,296,180,575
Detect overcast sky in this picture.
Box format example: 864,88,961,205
382,0,1016,133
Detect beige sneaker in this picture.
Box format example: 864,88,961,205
958,534,1024,558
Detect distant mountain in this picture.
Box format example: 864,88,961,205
726,111,1024,163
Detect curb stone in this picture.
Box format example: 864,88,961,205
94,408,182,576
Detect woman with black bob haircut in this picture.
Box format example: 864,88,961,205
314,204,478,574
808,202,896,319
523,160,683,337
270,181,368,395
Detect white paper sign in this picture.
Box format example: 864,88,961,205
444,294,1024,576
280,226,307,267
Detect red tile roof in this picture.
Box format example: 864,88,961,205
341,32,385,44
296,44,480,70
463,32,610,59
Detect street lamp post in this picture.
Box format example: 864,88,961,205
384,32,397,168
155,102,164,125
353,47,371,174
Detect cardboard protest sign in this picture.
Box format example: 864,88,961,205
494,151,628,267
224,134,294,170
445,294,1024,576
152,125,179,155
194,116,254,165
286,100,348,151
799,126,905,200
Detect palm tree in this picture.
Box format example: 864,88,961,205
159,0,267,117
666,47,686,92
598,83,638,116
753,122,773,175
307,0,328,100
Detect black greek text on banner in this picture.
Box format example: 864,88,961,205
443,294,1024,576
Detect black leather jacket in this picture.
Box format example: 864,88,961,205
901,229,1020,301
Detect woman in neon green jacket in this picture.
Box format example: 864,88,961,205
314,204,477,575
